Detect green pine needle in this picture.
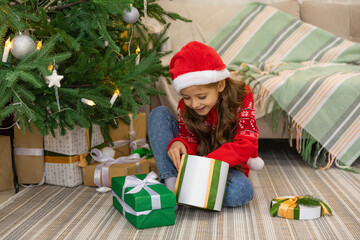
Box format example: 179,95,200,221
297,195,322,207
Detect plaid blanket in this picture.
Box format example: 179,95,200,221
207,2,360,169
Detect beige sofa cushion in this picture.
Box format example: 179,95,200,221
155,0,300,116
160,0,300,59
301,1,360,42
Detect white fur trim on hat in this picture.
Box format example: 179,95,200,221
173,68,230,94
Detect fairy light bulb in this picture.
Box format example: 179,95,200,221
36,40,42,50
136,45,140,65
110,89,120,106
81,98,96,106
2,37,12,62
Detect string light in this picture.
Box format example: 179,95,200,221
136,45,140,65
2,37,12,63
81,98,95,106
36,40,42,50
110,89,120,106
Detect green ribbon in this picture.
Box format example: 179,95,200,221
131,147,153,159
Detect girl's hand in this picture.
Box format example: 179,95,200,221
168,141,187,170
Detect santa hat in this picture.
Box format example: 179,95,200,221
169,41,230,94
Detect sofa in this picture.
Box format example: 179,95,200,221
146,0,360,139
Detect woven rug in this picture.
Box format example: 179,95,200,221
0,141,359,240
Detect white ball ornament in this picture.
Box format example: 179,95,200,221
101,147,116,159
122,6,140,24
11,34,36,59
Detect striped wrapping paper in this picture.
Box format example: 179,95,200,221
174,155,229,211
207,2,360,169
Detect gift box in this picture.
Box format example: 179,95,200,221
131,148,158,175
44,124,104,187
146,157,158,175
82,149,149,187
13,127,44,185
174,155,229,211
270,196,332,220
112,172,176,229
0,136,14,191
110,113,147,158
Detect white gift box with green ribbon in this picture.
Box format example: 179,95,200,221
270,196,332,220
174,155,229,211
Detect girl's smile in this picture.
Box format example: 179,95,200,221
180,80,225,116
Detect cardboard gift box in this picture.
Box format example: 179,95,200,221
82,150,149,187
112,172,176,229
44,124,104,187
131,148,157,175
146,157,158,175
0,136,14,191
174,155,229,211
270,196,332,220
13,127,44,184
110,113,147,158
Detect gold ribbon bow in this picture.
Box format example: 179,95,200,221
277,196,300,219
77,152,90,167
271,196,332,219
77,128,91,167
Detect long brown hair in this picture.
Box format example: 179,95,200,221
183,78,246,156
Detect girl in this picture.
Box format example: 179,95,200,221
148,41,263,207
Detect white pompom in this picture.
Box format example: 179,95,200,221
247,157,264,171
101,147,115,159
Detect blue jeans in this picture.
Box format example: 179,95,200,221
147,106,254,207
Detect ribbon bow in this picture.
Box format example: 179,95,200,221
270,196,332,219
91,148,141,188
78,152,90,167
124,171,159,194
112,113,149,152
113,171,162,216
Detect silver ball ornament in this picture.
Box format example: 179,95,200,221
123,6,140,24
11,34,36,60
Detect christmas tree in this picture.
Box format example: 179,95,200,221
0,0,189,140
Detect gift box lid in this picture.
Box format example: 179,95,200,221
112,173,176,212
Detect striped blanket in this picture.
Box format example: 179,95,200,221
207,2,360,169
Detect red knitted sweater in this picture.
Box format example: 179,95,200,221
168,85,259,177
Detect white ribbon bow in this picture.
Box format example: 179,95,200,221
112,113,149,152
91,148,141,188
116,171,161,216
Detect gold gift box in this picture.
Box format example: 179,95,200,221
146,157,158,175
110,113,147,158
82,159,149,187
0,135,14,191
13,127,44,185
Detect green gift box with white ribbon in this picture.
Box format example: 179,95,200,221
112,171,176,229
174,155,229,211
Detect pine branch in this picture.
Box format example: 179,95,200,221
297,195,322,206
55,0,90,11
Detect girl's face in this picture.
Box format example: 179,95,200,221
180,80,226,116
